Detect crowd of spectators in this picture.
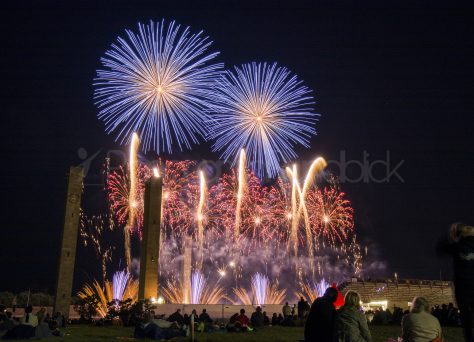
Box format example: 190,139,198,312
0,305,65,339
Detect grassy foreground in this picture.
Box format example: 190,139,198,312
2,325,464,342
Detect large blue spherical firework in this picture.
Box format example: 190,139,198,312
94,20,223,154
209,62,319,178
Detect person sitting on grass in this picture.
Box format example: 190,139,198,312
250,306,264,328
226,313,239,332
271,313,279,326
34,313,62,339
335,291,372,342
198,309,214,332
198,309,212,324
3,305,38,340
134,311,185,340
304,287,338,342
235,309,250,331
402,297,442,342
20,306,38,328
263,311,270,326
168,308,184,326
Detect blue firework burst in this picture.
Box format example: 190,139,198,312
209,62,319,178
94,20,223,154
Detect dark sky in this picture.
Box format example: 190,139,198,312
1,1,473,293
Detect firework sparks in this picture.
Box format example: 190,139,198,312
125,133,140,268
307,185,354,247
234,149,246,241
285,158,327,258
209,62,318,178
197,170,206,256
295,278,330,303
161,270,225,304
232,273,286,305
78,271,138,317
80,212,114,283
94,20,223,154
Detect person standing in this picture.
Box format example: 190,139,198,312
438,223,474,342
304,287,338,342
298,297,306,318
282,302,291,318
335,291,372,342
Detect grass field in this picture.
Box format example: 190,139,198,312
1,324,464,342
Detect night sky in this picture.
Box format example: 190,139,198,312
1,1,473,293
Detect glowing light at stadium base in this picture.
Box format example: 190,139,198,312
234,149,247,241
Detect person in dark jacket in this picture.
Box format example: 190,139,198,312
168,309,184,326
437,222,474,342
304,287,338,342
250,306,264,327
335,291,372,342
271,313,279,326
263,311,270,326
198,309,212,323
298,297,306,318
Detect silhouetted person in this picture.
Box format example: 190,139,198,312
263,311,270,326
282,302,291,317
438,222,474,342
168,309,184,325
250,306,264,327
236,309,250,331
298,296,306,318
271,313,279,325
304,287,338,342
199,309,212,324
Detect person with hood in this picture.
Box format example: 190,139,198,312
437,222,474,342
304,287,338,342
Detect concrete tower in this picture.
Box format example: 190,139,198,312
54,166,83,318
138,176,163,300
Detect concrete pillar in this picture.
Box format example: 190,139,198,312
182,236,192,304
54,166,83,318
138,176,163,300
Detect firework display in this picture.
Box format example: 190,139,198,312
94,20,222,154
78,270,138,318
85,19,364,305
209,62,318,179
86,148,362,304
